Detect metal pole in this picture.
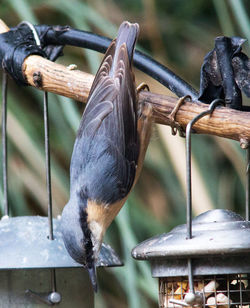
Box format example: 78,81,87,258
43,88,60,302
44,91,54,240
1,72,9,216
19,21,54,241
186,109,212,239
187,258,194,294
246,147,250,221
51,268,57,292
19,21,60,303
185,110,213,239
186,122,192,239
185,99,224,239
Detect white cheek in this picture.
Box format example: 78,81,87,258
89,221,103,257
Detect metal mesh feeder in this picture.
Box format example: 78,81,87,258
132,209,250,307
132,100,250,308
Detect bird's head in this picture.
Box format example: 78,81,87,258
60,195,105,292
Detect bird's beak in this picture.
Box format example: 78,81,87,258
87,264,98,293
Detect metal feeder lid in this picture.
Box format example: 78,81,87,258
132,209,250,260
0,216,123,269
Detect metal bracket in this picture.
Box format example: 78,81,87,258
169,292,203,307
25,289,62,306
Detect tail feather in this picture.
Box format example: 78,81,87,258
115,21,139,65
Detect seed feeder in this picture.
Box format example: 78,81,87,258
132,99,250,307
0,22,122,307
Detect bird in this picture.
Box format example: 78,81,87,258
61,21,152,292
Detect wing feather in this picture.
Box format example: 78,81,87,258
71,22,140,202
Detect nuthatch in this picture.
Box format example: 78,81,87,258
61,21,152,292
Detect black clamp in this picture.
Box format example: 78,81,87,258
0,23,65,85
198,36,250,111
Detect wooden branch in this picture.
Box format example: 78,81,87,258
1,20,249,147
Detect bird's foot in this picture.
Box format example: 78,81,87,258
138,101,152,120
135,102,153,183
136,82,150,94
168,95,191,137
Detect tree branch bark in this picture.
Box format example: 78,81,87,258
1,19,249,147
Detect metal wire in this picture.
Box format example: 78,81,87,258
185,99,225,239
51,268,56,292
246,147,250,221
21,20,58,301
19,21,54,240
19,21,41,46
226,275,230,308
44,91,53,240
214,275,218,308
1,72,8,216
187,258,194,294
239,274,243,307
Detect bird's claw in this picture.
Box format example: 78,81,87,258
136,82,150,94
168,95,191,137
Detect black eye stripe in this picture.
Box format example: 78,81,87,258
79,208,94,267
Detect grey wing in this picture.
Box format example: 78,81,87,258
99,43,139,192
77,41,117,138
101,45,139,192
78,37,139,157
115,45,138,164
71,33,139,198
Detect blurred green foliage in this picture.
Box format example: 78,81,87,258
0,0,249,307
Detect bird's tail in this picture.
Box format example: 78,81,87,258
115,21,139,65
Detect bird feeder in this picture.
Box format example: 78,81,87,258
0,22,122,307
0,216,122,307
132,99,250,308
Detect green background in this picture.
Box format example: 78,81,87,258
1,0,249,307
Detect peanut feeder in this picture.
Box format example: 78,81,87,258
132,100,250,308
